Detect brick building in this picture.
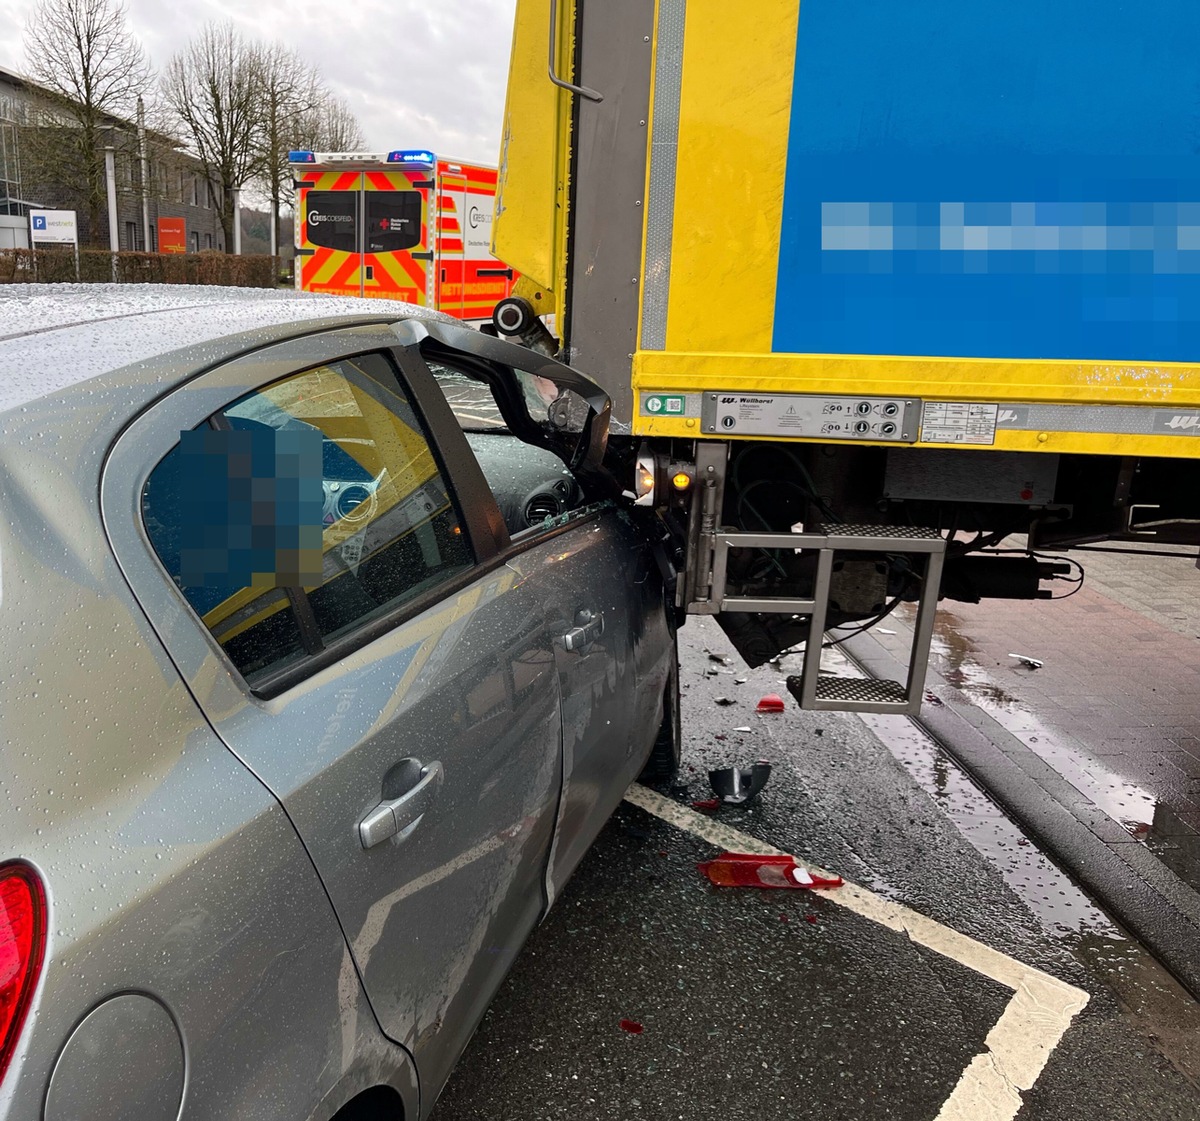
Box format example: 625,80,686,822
0,65,224,253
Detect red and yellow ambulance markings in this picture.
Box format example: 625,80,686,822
436,195,465,253
294,156,514,315
297,170,364,296
437,161,499,191
360,168,428,303
364,250,426,304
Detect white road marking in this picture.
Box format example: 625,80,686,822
623,783,1089,1121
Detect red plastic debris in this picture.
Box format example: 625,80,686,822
756,693,786,713
619,1019,644,1034
697,852,843,890
691,798,720,812
805,914,819,924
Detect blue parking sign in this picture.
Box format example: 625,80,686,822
32,216,46,230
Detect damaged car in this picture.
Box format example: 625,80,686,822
0,286,679,1121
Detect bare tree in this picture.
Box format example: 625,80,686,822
254,43,321,256
277,91,365,251
161,23,263,250
22,0,152,246
307,95,365,153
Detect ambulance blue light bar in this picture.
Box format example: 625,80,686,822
288,150,316,163
387,150,435,165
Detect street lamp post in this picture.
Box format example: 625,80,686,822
103,146,119,280
137,98,150,253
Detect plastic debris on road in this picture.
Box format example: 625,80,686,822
756,693,785,713
709,760,771,804
697,852,843,890
619,1019,644,1034
1008,652,1044,669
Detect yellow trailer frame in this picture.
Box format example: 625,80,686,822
495,0,1200,462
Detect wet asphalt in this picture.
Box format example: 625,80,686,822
430,617,1200,1120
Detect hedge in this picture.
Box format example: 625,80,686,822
0,248,281,288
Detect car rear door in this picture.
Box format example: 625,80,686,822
103,322,567,1097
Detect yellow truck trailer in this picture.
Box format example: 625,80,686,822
490,0,1200,713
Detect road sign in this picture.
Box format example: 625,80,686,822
29,209,77,246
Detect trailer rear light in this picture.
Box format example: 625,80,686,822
634,447,696,507
0,863,46,1085
634,445,656,506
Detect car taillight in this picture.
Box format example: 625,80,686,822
0,863,46,1085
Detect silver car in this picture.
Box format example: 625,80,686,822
0,286,680,1121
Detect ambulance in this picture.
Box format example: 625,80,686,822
289,149,517,319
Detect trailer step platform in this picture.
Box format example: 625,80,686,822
696,523,946,716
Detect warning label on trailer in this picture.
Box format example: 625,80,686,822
700,393,917,441
920,402,999,445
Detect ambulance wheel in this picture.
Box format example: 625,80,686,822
493,297,535,337
639,646,681,783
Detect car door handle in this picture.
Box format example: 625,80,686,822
359,760,444,849
562,608,604,653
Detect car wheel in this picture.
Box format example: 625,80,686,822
639,641,681,782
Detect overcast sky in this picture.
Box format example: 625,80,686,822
0,0,518,167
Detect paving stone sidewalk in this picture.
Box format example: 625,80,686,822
1070,542,1200,640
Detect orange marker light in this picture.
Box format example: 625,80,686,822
671,472,692,491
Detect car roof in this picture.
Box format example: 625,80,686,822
0,284,449,415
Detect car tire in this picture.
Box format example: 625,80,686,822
639,642,681,783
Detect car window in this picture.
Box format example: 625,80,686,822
428,360,587,536
142,352,473,685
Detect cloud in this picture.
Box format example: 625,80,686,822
2,0,516,166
